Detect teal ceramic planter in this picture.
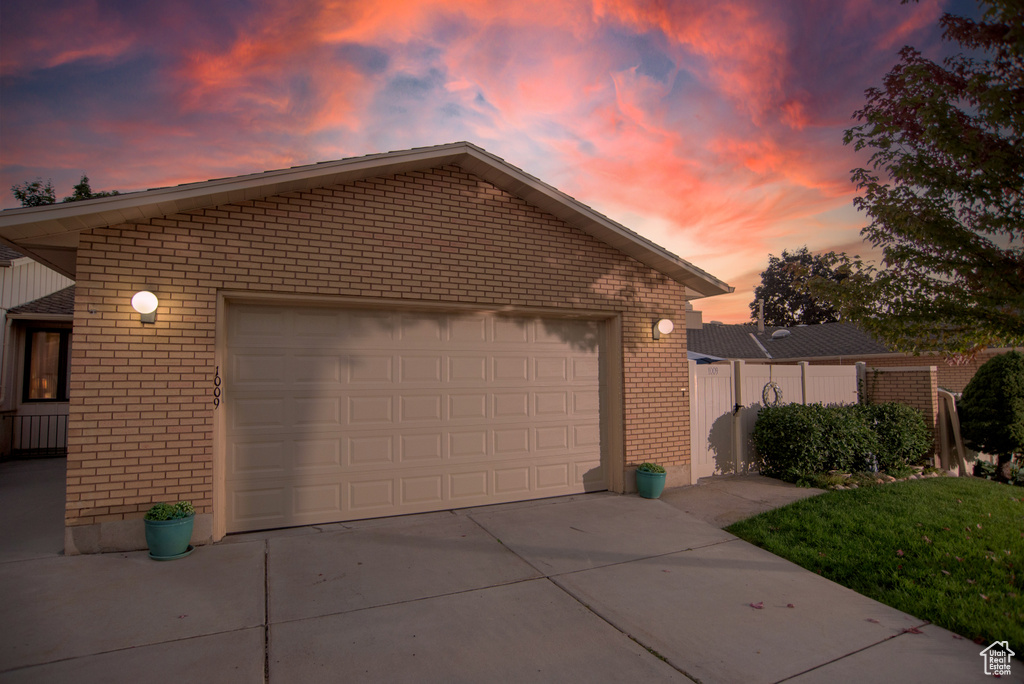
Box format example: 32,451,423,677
144,515,195,560
636,470,667,499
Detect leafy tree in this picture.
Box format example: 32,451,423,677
10,174,119,207
959,351,1024,481
750,247,846,326
811,0,1023,354
11,179,56,207
62,175,119,203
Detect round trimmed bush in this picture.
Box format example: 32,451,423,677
959,351,1024,480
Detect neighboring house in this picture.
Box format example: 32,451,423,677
686,312,1019,393
0,245,75,458
1,286,75,458
0,142,732,553
688,319,889,361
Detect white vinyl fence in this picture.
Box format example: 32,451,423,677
689,360,861,481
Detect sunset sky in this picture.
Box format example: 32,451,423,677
0,0,979,321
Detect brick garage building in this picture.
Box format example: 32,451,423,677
0,143,731,553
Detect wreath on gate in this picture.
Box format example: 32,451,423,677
762,381,783,407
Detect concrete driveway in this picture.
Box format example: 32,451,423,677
0,460,998,683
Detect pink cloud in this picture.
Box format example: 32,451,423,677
1,0,950,324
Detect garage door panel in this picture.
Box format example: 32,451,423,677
448,316,487,343
232,398,286,429
399,314,444,343
348,435,393,466
292,353,343,384
294,397,342,427
493,392,529,418
294,309,344,338
574,424,601,448
232,352,287,384
232,487,287,525
493,356,529,381
449,393,487,420
399,355,443,382
536,463,570,489
293,438,341,469
493,428,530,455
349,355,393,383
494,466,531,494
536,426,569,451
225,305,606,533
449,355,487,382
399,433,443,462
401,475,444,505
573,390,601,414
348,479,395,511
535,391,569,416
231,308,288,342
230,441,287,475
572,357,601,381
449,430,488,458
535,357,569,382
348,395,394,424
493,318,530,343
291,483,341,516
449,471,489,499
399,395,443,422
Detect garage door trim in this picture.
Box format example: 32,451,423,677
212,291,624,540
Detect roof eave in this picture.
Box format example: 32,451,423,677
0,142,733,296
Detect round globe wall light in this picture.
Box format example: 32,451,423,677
653,318,674,340
131,291,159,323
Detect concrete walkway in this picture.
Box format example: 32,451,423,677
0,460,1004,683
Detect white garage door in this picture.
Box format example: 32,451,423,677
224,304,606,532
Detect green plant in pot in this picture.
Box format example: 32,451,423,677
144,501,196,560
635,462,667,499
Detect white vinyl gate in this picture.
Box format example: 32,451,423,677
689,360,860,481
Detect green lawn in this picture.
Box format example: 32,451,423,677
726,477,1024,650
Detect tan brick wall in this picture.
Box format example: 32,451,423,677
67,165,692,527
863,366,940,460
802,348,1022,393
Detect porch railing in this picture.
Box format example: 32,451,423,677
0,413,68,460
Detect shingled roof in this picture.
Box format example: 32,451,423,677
0,245,25,264
8,285,75,317
687,321,891,360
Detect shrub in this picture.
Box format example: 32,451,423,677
959,351,1024,481
856,402,932,470
636,462,666,474
753,403,877,483
1011,457,1024,487
974,460,998,479
144,501,195,521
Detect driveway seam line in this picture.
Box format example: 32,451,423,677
264,539,270,683
540,537,741,580
0,626,267,676
546,574,703,682
771,625,933,683
268,577,546,626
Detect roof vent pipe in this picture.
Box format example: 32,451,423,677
757,299,765,334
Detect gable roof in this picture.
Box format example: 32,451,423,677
7,285,75,319
0,142,732,298
687,322,891,360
